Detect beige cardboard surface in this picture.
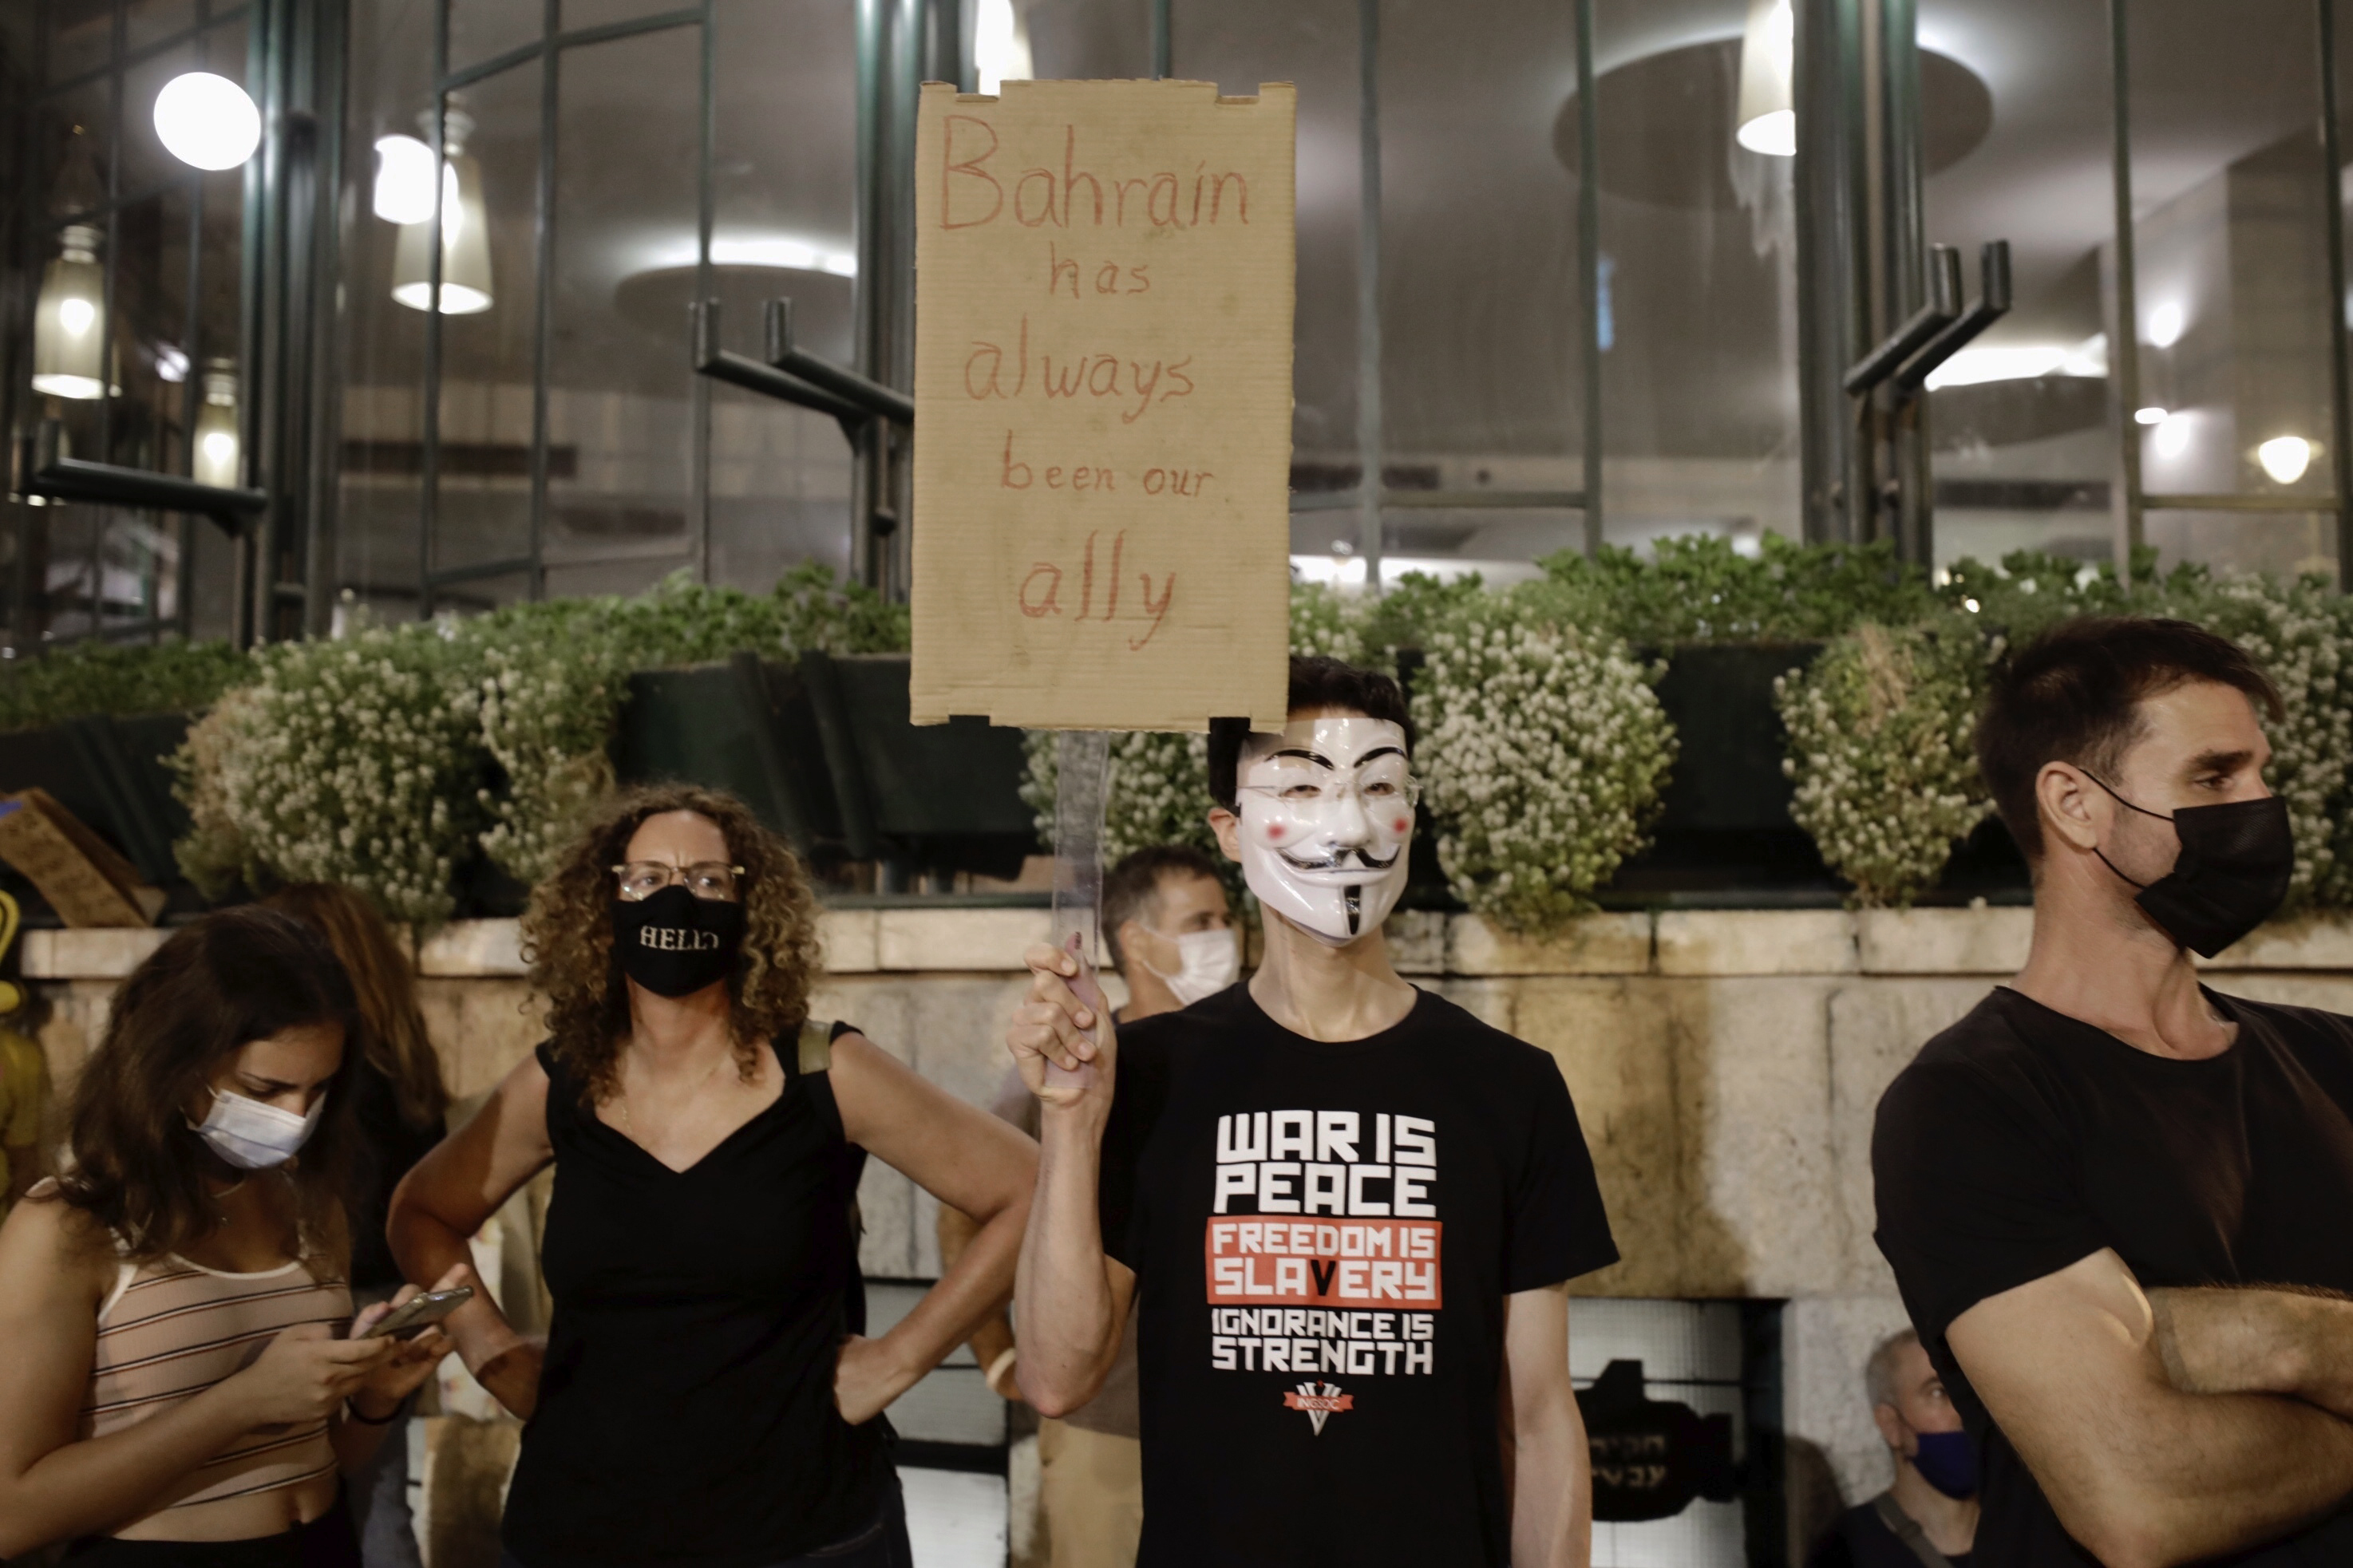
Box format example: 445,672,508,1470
911,78,1295,732
0,790,155,928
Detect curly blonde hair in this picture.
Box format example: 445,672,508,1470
524,784,825,1104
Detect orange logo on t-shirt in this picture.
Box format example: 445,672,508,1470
1282,1381,1354,1435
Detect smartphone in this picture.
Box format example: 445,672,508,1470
365,1286,474,1339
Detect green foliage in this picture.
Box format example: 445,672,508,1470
1777,622,1999,907
1414,588,1677,930
1532,532,1938,647
0,638,252,734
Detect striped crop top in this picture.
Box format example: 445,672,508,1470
82,1246,353,1512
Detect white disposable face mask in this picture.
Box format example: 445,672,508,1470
1234,716,1416,946
1137,925,1240,1006
190,1087,326,1171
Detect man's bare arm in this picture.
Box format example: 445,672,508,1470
1501,1283,1589,1568
1950,1248,2353,1568
2148,1284,2353,1418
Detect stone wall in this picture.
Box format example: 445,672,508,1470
29,904,2353,1554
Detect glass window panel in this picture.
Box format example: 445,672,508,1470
430,62,543,578
107,188,196,472
1592,0,1800,552
2128,0,2333,519
32,215,111,464
2144,508,2335,579
541,556,693,600
706,0,856,587
44,0,114,85
1378,0,1584,567
36,502,104,641
1920,0,2115,572
544,26,701,569
1172,0,1360,539
96,511,182,631
125,0,193,52
451,0,544,73
39,79,115,218
197,14,250,95
184,513,239,640
339,0,436,610
122,42,199,198
563,0,694,31
1023,0,1151,77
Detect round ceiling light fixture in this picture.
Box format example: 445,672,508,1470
2146,302,2186,349
153,72,262,171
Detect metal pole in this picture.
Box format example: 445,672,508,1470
303,0,350,637
1576,0,1602,555
1880,0,1930,563
419,1,449,618
693,0,715,585
2106,0,2145,578
528,0,559,600
2319,0,2353,588
1355,0,1382,590
1151,0,1171,79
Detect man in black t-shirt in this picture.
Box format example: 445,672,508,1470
1873,616,2353,1566
1006,656,1619,1567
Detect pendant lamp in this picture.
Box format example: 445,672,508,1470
390,107,493,314
193,359,241,488
33,225,109,400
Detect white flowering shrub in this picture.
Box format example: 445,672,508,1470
171,624,485,924
1776,622,1998,906
1413,594,1676,932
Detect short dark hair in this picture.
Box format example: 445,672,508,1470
1977,616,2284,861
1101,844,1224,969
1208,655,1415,811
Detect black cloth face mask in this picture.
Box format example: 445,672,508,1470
2086,774,2293,958
611,885,747,997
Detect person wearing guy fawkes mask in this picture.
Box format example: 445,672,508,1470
939,844,1236,1568
1875,617,2353,1568
1006,656,1619,1567
1808,1329,1978,1568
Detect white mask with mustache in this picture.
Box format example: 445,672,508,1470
1235,716,1416,946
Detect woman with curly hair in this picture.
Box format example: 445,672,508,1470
0,906,459,1564
388,785,1035,1568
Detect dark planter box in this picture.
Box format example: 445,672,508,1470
0,712,193,887
614,651,1034,886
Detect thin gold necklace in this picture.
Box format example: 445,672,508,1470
616,1049,730,1135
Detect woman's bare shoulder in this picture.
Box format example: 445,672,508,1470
0,1183,120,1302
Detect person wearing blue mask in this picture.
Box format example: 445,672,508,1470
1874,617,2353,1567
1809,1329,1978,1568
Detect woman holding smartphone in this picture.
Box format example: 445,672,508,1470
0,907,461,1565
389,785,1036,1568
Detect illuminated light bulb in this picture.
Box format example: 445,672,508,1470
975,0,1032,93
2153,413,2191,460
193,360,240,488
2256,436,2313,486
2147,302,2185,349
33,225,108,399
153,72,262,171
2134,406,2168,425
373,135,438,224
1735,0,1797,156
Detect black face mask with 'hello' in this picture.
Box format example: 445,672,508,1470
2088,775,2294,958
611,886,747,997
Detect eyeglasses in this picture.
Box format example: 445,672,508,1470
611,861,745,901
1237,775,1422,812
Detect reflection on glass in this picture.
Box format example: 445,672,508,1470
1592,0,1800,553
545,25,702,592
429,67,541,583
45,0,115,85
128,0,198,51
706,0,858,588
2127,0,2331,523
1174,0,1359,534
1920,0,2110,571
43,92,112,217
195,361,240,488
390,107,497,314
109,188,196,472
449,0,544,73
1378,0,1584,568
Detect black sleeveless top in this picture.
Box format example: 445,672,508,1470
501,1027,888,1568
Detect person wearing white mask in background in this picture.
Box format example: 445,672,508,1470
1006,656,1619,1568
940,845,1235,1568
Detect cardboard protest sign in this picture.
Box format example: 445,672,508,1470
911,78,1295,733
0,790,163,927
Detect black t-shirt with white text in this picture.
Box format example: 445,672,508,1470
1874,987,2353,1565
1098,984,1618,1567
